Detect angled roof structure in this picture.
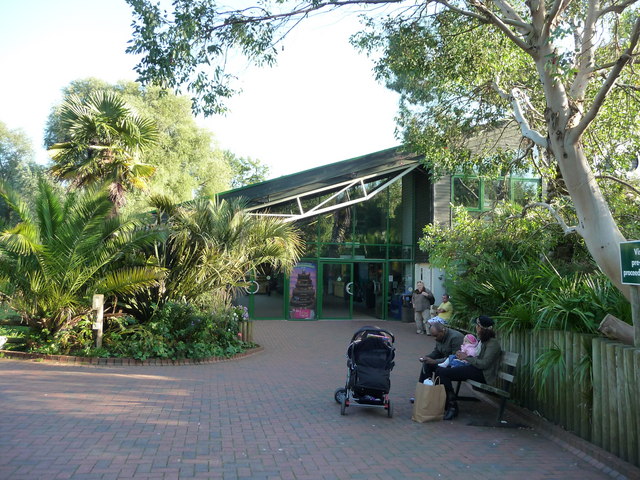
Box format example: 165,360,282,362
218,146,424,222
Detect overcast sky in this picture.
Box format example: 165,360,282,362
0,0,400,179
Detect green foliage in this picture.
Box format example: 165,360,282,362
424,205,631,333
0,121,45,219
28,317,97,356
45,79,234,213
29,302,249,360
126,0,276,115
224,150,270,189
0,180,165,333
420,203,586,278
123,196,302,318
48,90,158,211
532,345,565,400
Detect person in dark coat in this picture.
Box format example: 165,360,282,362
436,315,502,420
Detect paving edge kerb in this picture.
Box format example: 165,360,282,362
0,346,264,366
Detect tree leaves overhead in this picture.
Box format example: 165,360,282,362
127,0,280,115
354,9,538,176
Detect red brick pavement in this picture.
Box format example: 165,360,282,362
0,320,637,480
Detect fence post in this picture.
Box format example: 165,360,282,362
631,285,640,347
92,294,104,348
239,320,253,343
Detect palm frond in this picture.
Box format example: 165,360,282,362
0,223,41,255
532,345,565,400
95,266,165,295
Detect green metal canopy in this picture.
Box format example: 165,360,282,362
218,146,423,222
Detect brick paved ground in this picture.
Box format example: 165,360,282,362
0,320,636,480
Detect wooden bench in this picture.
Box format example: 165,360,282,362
454,351,519,422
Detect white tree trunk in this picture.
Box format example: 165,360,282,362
556,141,629,297
532,47,630,298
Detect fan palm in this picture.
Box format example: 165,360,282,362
0,180,165,333
125,195,302,317
48,90,158,211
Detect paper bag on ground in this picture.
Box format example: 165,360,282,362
411,380,446,423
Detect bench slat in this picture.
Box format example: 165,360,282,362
498,371,514,383
455,351,520,422
501,351,519,367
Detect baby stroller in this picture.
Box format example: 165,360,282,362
334,326,395,417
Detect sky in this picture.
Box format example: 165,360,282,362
0,0,400,179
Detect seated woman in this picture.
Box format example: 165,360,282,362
435,315,502,421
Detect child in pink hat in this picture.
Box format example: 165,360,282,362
438,333,478,368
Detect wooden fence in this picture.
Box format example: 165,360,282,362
239,320,253,343
502,330,640,467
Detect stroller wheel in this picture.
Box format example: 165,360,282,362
386,400,393,418
334,388,347,404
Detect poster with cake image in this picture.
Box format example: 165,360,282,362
289,262,317,319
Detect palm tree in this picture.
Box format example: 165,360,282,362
48,90,158,211
0,179,165,333
124,195,302,317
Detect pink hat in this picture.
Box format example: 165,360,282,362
464,334,477,344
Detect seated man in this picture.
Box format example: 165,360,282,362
417,321,464,384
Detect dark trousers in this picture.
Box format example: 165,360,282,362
435,365,486,399
418,362,438,383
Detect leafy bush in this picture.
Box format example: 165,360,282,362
27,302,250,360
422,204,631,333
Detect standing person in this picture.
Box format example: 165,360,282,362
412,281,434,334
415,322,464,385
433,293,453,323
435,315,502,420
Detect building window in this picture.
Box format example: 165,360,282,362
452,175,542,212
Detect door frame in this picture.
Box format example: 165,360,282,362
318,260,388,320
318,261,354,319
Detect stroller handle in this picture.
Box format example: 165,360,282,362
350,326,395,343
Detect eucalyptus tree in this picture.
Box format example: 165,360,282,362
48,90,158,211
126,0,640,298
0,180,165,333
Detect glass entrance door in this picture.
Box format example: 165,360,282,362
352,262,385,319
321,263,353,319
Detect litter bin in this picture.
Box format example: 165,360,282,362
401,295,413,323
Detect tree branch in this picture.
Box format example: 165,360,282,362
525,202,577,234
598,0,640,18
592,53,640,72
571,14,640,140
466,0,534,53
213,0,407,30
542,0,574,40
491,82,549,148
569,0,600,101
491,0,533,36
597,175,640,197
432,0,490,24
